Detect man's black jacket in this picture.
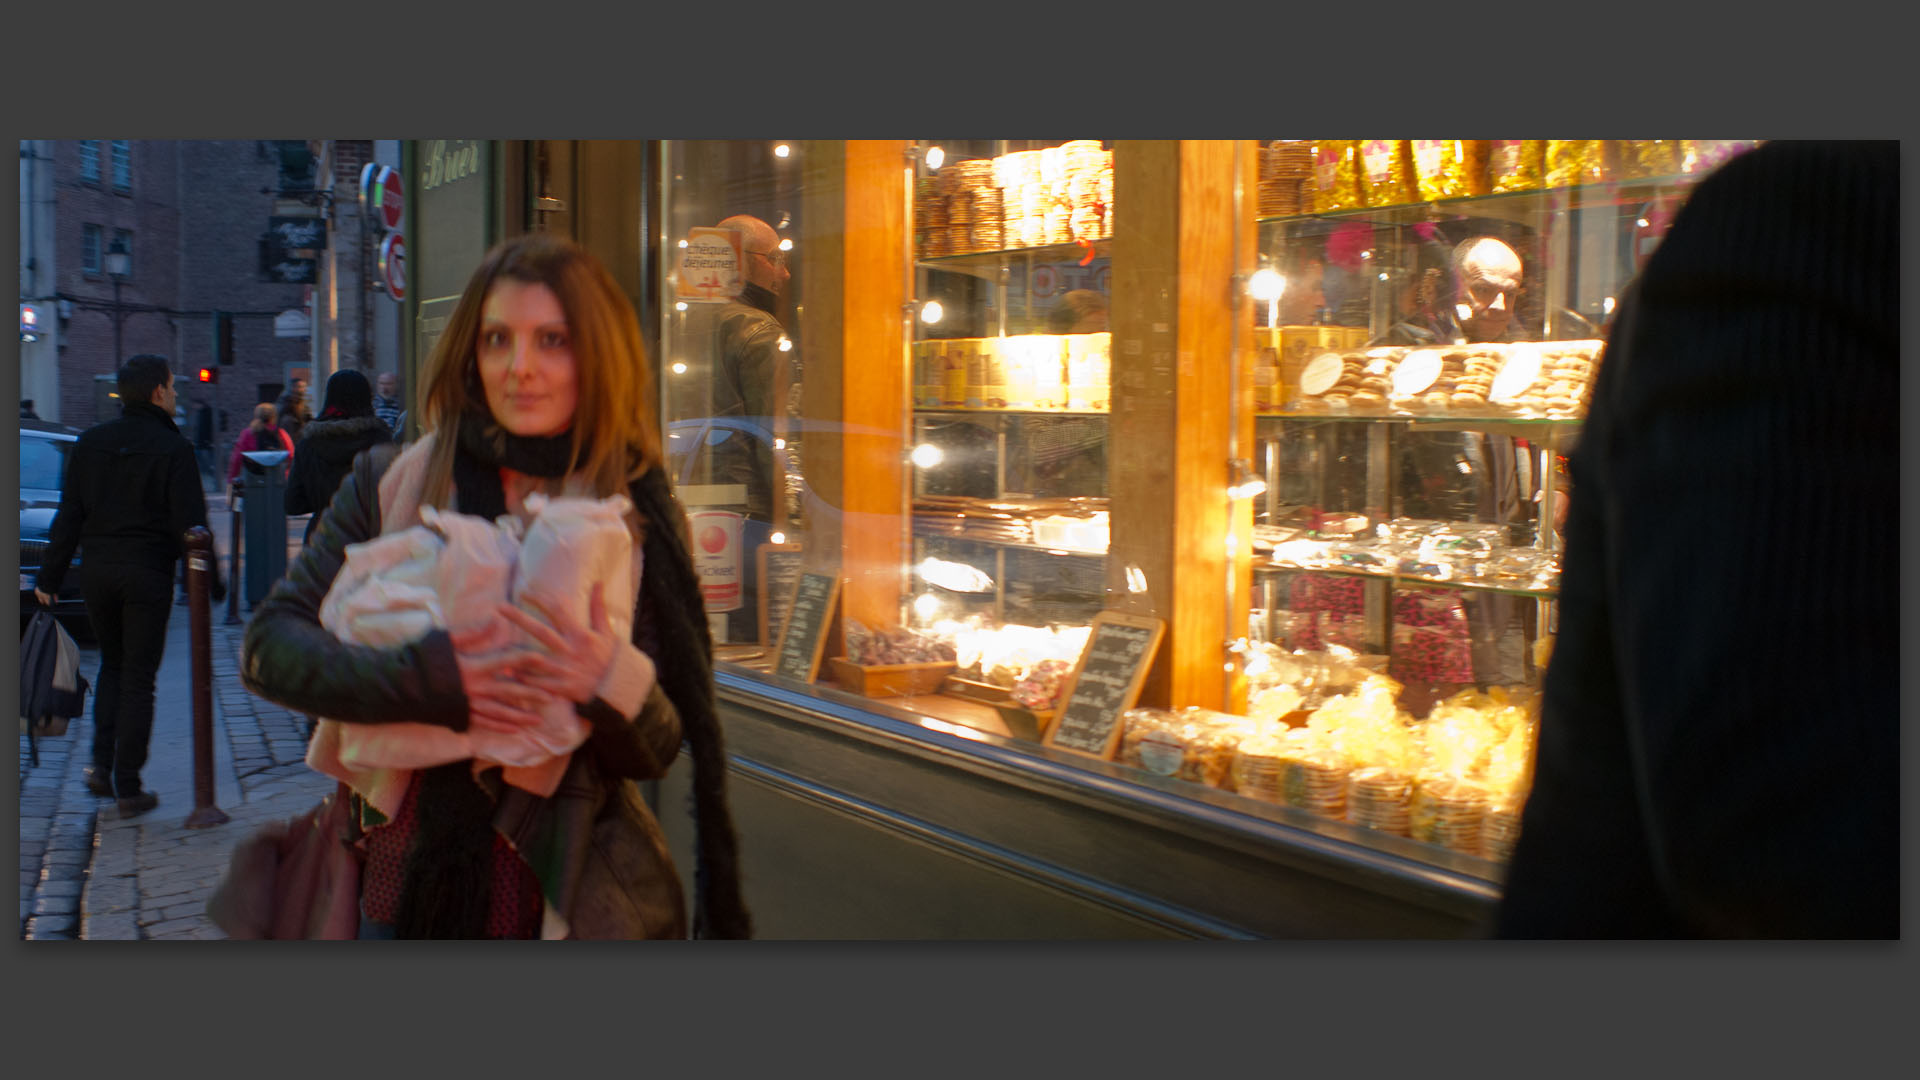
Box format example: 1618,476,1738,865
38,400,213,594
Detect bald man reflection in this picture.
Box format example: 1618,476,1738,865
674,214,793,644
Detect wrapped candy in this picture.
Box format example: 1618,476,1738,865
1487,140,1545,194
1410,139,1472,202
1545,140,1607,187
1356,139,1415,207
1311,141,1364,213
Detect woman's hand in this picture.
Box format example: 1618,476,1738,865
497,583,618,707
450,613,558,734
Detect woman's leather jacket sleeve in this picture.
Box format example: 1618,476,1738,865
240,453,472,731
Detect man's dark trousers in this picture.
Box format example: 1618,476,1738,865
83,560,175,797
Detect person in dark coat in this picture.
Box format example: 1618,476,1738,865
241,233,751,939
34,355,224,816
275,377,313,444
1495,140,1897,938
285,369,393,544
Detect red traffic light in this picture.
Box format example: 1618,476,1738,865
197,367,218,384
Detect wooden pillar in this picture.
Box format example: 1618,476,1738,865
797,140,911,637
1107,140,1257,711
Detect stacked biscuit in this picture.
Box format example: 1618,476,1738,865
1347,766,1415,835
917,175,951,258
1480,800,1524,861
1409,776,1488,854
1259,140,1315,216
1488,340,1603,417
997,150,1050,249
1230,732,1290,803
1440,345,1505,411
955,159,1001,252
1282,746,1351,818
1061,141,1109,242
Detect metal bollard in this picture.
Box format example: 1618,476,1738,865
224,490,242,625
184,527,230,828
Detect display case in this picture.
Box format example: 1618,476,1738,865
649,139,1752,938
902,140,1115,728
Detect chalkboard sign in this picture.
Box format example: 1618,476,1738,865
758,542,805,647
1043,611,1166,760
772,572,840,684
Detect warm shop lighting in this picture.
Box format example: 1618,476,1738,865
774,143,791,158
1228,470,1268,501
1247,268,1286,302
913,592,943,620
770,531,787,545
910,443,945,468
1377,272,1389,282
677,239,688,248
671,362,687,375
920,300,944,325
674,301,688,311
1125,564,1148,594
778,237,793,252
918,557,995,593
773,438,786,451
1636,218,1650,228
1603,296,1617,316
919,717,988,742
924,145,945,170
777,336,793,352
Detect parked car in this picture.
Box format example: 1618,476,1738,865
19,422,92,641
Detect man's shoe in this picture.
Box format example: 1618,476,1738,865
116,790,160,818
84,766,115,797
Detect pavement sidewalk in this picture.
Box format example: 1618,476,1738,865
19,496,331,941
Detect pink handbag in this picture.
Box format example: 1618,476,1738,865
208,781,364,940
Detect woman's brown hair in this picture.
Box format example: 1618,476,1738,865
416,232,662,507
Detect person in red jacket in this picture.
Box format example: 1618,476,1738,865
226,402,295,502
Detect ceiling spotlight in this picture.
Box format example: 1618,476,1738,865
924,145,945,170
777,237,793,252
911,443,945,468
674,301,688,312
671,362,687,375
1247,268,1286,302
777,336,793,352
774,143,792,159
920,300,944,325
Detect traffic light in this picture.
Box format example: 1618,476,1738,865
198,366,219,385
213,311,234,365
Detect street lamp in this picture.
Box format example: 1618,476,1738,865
105,235,131,365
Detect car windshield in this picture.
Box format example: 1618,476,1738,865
21,438,69,491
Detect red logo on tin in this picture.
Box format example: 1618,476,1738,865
699,525,728,554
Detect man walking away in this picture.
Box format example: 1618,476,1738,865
34,355,225,817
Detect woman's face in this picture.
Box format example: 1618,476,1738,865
477,279,578,438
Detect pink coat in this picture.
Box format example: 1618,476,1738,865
227,425,295,485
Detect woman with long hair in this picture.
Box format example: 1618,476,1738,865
284,368,394,545
226,401,294,498
241,233,750,939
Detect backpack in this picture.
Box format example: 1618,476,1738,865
20,610,88,766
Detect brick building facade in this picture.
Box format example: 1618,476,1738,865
28,140,316,477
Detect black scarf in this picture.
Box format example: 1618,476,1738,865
393,412,752,939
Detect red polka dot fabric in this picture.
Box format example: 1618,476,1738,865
359,773,546,939
1286,573,1474,685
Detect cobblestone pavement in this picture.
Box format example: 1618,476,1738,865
20,502,332,941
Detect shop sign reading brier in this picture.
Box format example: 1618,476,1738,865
675,227,744,302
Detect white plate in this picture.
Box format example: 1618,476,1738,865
1392,349,1443,397
1298,352,1345,397
1490,344,1543,403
